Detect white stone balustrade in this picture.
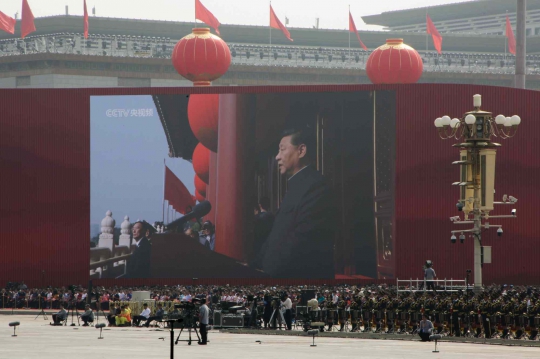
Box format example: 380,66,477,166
90,210,132,279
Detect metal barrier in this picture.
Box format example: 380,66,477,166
396,278,468,297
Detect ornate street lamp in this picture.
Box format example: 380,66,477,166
434,94,521,292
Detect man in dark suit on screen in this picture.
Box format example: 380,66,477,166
255,127,335,279
126,221,152,278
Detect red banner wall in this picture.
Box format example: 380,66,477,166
0,84,538,287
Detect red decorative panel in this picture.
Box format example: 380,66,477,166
393,84,540,285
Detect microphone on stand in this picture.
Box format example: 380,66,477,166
166,201,211,233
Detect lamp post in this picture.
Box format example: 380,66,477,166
434,94,521,292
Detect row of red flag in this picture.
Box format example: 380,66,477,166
196,2,518,55
0,0,517,56
425,14,515,55
0,0,90,39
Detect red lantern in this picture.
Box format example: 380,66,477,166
194,174,207,197
195,191,205,202
192,143,210,184
188,94,219,152
366,39,423,84
172,28,231,86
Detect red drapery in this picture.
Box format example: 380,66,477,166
164,165,195,214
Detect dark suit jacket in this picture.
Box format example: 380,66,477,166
253,211,275,259
126,237,151,278
258,166,335,278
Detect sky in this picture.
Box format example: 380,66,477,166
90,95,195,227
2,0,474,30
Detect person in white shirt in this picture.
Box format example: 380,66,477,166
132,303,151,327
281,293,293,330
332,291,340,305
198,299,209,345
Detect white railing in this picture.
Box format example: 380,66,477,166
90,211,166,279
2,33,540,75
396,278,469,298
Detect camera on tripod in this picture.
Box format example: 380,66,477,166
174,302,197,310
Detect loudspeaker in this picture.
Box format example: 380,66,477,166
222,315,244,327
300,290,316,306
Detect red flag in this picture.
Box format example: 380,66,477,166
195,0,220,35
426,15,442,54
21,0,36,39
349,11,367,51
270,5,293,42
506,15,516,55
84,0,89,39
0,11,16,34
164,165,196,215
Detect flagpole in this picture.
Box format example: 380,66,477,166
505,11,508,63
426,7,428,54
269,1,272,46
269,1,272,63
162,159,166,223
348,5,351,59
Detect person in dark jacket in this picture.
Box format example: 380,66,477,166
81,304,95,326
126,221,152,278
144,303,165,327
255,127,335,279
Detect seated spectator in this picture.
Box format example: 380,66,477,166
418,314,434,341
51,305,67,326
81,304,95,326
107,304,121,327
132,303,151,327
144,303,165,328
115,305,132,327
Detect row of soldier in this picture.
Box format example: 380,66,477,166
297,287,539,340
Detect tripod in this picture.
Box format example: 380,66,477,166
175,318,201,346
269,305,286,330
67,299,80,326
34,295,48,320
93,297,106,325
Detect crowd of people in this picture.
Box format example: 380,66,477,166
2,282,539,340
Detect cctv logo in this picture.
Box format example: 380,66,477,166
105,109,154,117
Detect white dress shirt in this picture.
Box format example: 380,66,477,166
140,308,151,319
282,298,292,310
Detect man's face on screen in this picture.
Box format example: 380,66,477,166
132,222,144,240
276,135,303,177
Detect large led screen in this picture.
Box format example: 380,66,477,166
89,91,396,279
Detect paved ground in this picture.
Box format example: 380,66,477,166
1,314,539,359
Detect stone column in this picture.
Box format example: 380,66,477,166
98,210,115,253
205,151,218,225
515,0,527,89
118,216,131,248
215,94,256,260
